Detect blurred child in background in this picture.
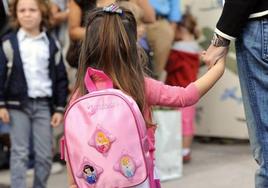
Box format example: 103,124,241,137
165,9,201,163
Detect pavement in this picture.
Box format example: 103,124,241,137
0,140,257,188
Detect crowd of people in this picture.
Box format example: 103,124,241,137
0,0,203,187
0,0,267,187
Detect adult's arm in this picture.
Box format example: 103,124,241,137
215,0,259,40
134,0,156,23
51,3,69,26
68,0,85,41
202,0,259,68
168,0,181,23
168,0,181,33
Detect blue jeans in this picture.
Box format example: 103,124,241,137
236,18,268,188
9,99,52,188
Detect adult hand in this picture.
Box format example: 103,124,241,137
202,43,229,69
51,112,63,127
0,108,10,124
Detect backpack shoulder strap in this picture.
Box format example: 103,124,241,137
2,39,14,82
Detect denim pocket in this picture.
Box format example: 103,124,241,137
262,19,268,61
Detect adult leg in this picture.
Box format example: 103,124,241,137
236,19,268,188
146,19,174,79
9,109,31,188
32,100,52,188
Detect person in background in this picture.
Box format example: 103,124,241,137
202,0,268,187
0,0,11,171
0,0,12,38
50,0,69,47
146,0,181,80
0,0,68,187
68,0,96,42
67,0,155,69
66,0,96,68
165,9,201,163
118,0,155,73
95,0,155,23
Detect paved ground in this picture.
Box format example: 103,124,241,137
0,140,257,188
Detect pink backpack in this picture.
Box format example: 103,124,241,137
62,68,153,188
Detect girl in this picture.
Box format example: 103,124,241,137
67,4,225,188
165,10,201,163
0,0,68,187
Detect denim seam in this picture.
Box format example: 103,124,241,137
262,20,268,60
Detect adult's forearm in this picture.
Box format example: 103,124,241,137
69,27,86,41
216,0,259,38
136,0,155,23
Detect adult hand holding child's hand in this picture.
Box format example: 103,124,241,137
202,43,229,69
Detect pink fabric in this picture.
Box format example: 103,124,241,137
181,105,196,136
65,90,150,188
145,78,199,107
66,76,200,188
144,77,199,161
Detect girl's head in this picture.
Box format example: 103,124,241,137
74,4,147,113
10,0,51,33
175,11,200,41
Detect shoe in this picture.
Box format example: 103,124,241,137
50,162,63,174
183,152,191,164
26,167,34,176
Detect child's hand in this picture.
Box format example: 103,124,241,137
0,108,10,124
51,112,63,127
194,56,226,97
202,44,228,69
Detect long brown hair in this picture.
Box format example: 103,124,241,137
72,6,147,114
9,0,52,30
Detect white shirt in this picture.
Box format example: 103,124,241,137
17,29,52,98
172,41,201,54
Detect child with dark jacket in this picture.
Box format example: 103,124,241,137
0,0,68,187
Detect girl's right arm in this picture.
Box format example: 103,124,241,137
145,57,225,107
68,0,85,41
